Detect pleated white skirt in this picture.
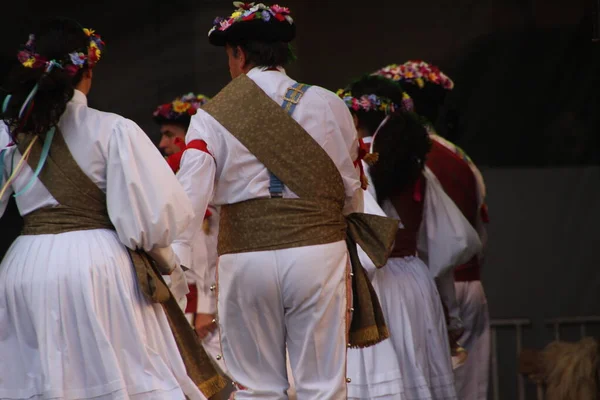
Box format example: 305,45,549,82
0,229,204,400
348,256,457,400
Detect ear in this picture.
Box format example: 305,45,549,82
236,45,247,68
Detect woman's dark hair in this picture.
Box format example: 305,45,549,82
231,40,296,68
369,112,432,203
401,80,448,125
2,18,88,140
347,75,431,202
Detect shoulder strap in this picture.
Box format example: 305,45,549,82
268,82,312,198
16,129,107,211
202,74,343,204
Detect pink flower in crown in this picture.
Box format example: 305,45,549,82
271,4,290,14
359,97,371,110
442,79,454,89
219,18,235,31
351,98,360,111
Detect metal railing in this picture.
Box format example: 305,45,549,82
489,316,600,400
490,318,531,400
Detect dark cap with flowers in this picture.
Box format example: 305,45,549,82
153,93,210,127
373,61,454,90
208,2,295,46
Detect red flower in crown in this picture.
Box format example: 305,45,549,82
271,4,290,14
273,13,286,21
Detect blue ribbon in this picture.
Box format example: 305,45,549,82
2,94,11,114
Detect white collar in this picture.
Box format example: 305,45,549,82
246,65,287,78
70,89,87,106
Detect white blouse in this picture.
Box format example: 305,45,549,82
0,90,194,266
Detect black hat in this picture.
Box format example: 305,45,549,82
208,2,296,46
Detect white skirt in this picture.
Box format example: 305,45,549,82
0,229,205,400
352,256,457,400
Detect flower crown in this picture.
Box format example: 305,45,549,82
336,89,414,114
17,28,105,76
209,2,293,36
153,93,210,121
374,61,454,90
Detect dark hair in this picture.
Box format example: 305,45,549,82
346,75,431,202
152,116,191,130
401,80,448,125
369,112,432,203
231,40,296,68
1,18,88,141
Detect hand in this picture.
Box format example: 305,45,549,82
195,313,217,340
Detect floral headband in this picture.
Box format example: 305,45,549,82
336,89,414,114
209,2,293,36
153,93,210,121
374,60,454,90
17,28,105,76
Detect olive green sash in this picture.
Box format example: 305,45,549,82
202,74,398,347
17,129,227,398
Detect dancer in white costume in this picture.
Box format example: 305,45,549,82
175,3,398,398
375,61,491,399
338,75,458,400
0,19,224,400
153,93,231,378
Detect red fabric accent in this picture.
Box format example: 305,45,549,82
186,139,213,157
204,209,212,219
390,229,418,258
185,284,198,313
454,256,481,281
413,175,424,202
166,150,184,173
480,203,490,223
165,139,212,174
426,140,479,227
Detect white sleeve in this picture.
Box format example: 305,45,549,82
172,149,216,269
435,270,463,332
320,92,363,215
106,118,195,271
194,205,219,314
171,114,217,274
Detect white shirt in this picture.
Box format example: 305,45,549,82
0,90,194,267
174,66,363,282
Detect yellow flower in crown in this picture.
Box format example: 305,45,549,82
231,11,243,18
404,71,415,78
23,58,35,68
173,100,191,113
83,28,95,37
415,77,425,88
428,72,440,83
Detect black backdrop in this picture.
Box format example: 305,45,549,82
0,1,597,397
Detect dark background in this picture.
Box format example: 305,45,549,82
1,1,598,398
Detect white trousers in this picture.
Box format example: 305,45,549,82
453,281,491,400
217,241,349,400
